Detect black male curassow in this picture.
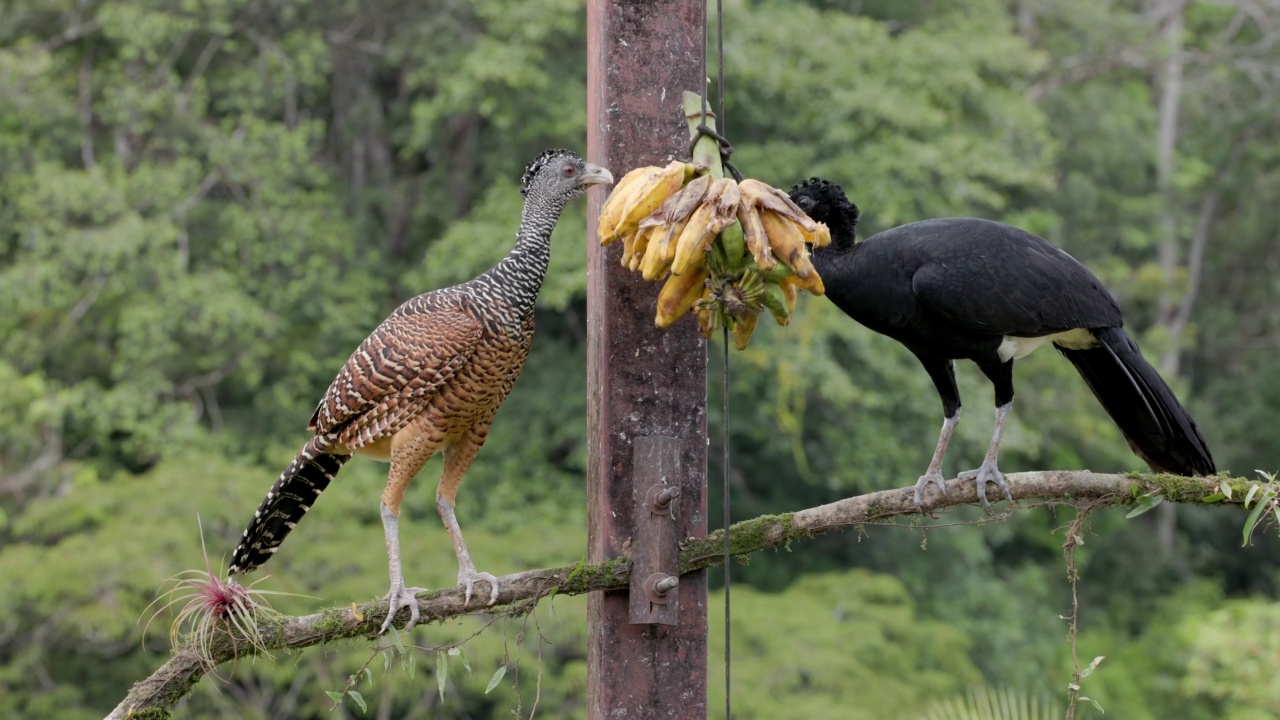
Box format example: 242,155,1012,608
788,178,1215,508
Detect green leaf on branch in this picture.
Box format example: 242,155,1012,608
448,645,471,673
1125,494,1164,518
347,690,367,714
1242,487,1276,546
1080,655,1105,678
1080,696,1105,713
485,664,508,694
436,650,447,701
1244,483,1261,508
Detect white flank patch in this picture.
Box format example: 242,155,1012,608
998,327,1096,363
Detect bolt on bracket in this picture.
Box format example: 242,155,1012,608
629,435,682,625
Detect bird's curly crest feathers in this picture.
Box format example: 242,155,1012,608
789,177,861,249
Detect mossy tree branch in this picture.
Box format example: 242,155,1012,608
108,470,1256,719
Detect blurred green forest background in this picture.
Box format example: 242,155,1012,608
2,0,1279,717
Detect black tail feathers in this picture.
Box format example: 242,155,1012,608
1057,326,1215,477
228,437,352,575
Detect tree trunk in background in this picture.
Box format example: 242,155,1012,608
1014,0,1037,43
446,112,481,220
329,31,395,262
1152,0,1188,563
1155,0,1187,378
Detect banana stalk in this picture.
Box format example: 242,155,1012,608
683,92,745,268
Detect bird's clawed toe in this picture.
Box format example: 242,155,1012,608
460,570,500,606
958,462,1012,509
913,472,948,508
381,585,426,633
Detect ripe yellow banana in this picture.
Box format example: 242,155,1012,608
708,177,744,264
779,276,799,314
736,202,776,271
790,263,825,295
599,161,689,245
707,177,741,226
655,267,710,328
619,228,638,268
759,209,808,273
759,209,825,295
629,225,655,272
800,221,832,248
597,168,649,245
639,173,712,232
638,174,714,280
738,178,817,234
642,219,688,280
639,226,675,280
670,201,716,276
621,225,660,269
612,173,823,342
732,308,759,350
671,179,740,276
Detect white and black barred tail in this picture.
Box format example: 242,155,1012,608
228,437,351,575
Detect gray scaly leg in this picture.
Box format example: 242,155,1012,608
914,412,960,508
958,401,1015,509
380,501,428,633
437,493,500,605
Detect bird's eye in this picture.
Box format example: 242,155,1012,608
562,164,576,177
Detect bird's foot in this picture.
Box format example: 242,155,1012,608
913,471,948,508
958,462,1012,509
459,569,500,606
380,584,428,634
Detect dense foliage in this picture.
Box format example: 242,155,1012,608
2,0,1278,717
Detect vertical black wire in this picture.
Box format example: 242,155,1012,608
716,0,725,136
700,0,709,138
721,324,731,720
714,2,730,718
699,1,731,715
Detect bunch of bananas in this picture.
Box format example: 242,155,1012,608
597,161,829,349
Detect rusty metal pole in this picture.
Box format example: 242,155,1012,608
585,0,708,717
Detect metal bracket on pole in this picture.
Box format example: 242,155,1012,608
629,435,682,625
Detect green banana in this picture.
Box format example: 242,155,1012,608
761,280,791,325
